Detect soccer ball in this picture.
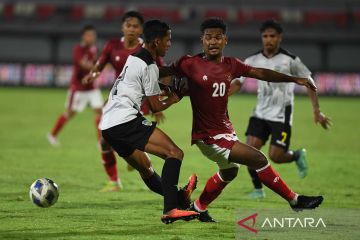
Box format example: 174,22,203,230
29,178,59,208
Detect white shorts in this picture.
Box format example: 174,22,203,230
65,89,104,112
195,133,240,170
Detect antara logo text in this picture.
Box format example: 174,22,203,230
237,213,326,234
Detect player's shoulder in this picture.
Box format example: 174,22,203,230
104,39,121,48
278,48,297,60
132,48,154,66
175,53,201,66
244,50,263,61
223,56,247,66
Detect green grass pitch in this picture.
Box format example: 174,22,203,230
0,88,359,239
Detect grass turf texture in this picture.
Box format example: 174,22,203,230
0,88,359,239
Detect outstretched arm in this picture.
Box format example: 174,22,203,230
82,61,106,84
307,87,332,129
228,79,243,96
243,67,317,92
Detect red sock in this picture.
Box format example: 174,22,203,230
195,172,229,211
95,115,101,141
256,164,296,202
101,151,118,182
51,114,68,137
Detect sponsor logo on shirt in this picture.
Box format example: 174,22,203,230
203,75,208,81
115,56,120,61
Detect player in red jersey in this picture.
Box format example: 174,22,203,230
161,18,323,222
84,11,166,192
47,25,103,147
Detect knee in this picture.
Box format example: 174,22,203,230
65,111,75,119
220,167,239,182
269,151,282,163
167,146,184,160
100,137,112,151
139,166,154,179
256,151,269,168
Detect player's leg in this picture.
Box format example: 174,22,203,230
244,117,269,199
48,90,78,146
246,136,266,199
87,89,122,191
192,167,238,222
144,128,199,223
93,108,102,141
191,139,239,222
229,141,323,210
268,122,308,178
89,89,104,141
122,145,197,209
98,137,122,192
124,149,163,195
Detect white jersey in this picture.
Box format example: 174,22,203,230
100,48,161,130
237,48,311,125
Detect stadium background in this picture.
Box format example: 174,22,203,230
0,1,359,240
0,0,360,94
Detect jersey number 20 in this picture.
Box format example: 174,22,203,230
212,82,226,97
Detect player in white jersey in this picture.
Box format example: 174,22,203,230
230,20,331,199
100,20,199,223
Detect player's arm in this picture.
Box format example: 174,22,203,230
147,93,180,113
145,65,180,113
306,87,332,129
73,47,93,71
228,78,243,96
290,57,332,129
83,41,111,84
243,67,317,92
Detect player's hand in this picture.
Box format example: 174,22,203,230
172,77,188,100
168,92,181,103
152,112,166,124
82,71,100,84
314,111,332,130
295,77,317,92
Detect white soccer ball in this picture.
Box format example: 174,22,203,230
29,178,59,208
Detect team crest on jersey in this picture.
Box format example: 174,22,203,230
142,119,153,126
226,73,232,81
203,75,208,81
115,56,120,61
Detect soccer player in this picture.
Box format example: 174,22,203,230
161,18,323,222
85,11,166,192
47,25,103,147
230,20,332,199
100,20,199,223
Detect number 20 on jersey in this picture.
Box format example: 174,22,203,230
212,82,226,97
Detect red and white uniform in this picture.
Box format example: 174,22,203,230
98,37,165,115
66,43,103,112
173,53,252,169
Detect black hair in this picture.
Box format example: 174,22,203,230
200,18,227,34
82,24,96,34
143,20,170,43
121,11,144,25
260,20,283,34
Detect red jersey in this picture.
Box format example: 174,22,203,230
173,53,252,141
70,44,97,91
97,37,143,77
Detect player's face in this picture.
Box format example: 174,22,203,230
82,30,97,46
122,17,143,42
261,28,282,52
201,28,227,59
155,30,171,57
